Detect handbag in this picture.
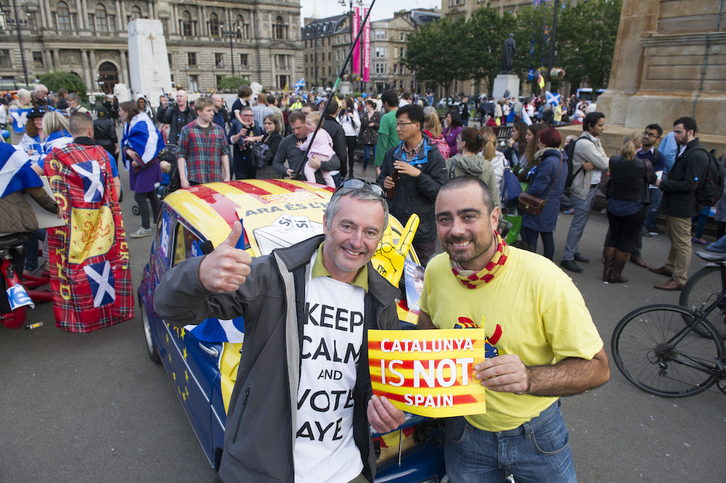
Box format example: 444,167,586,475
518,152,563,216
252,141,272,169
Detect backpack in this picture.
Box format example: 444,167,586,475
563,137,594,188
694,148,725,208
252,141,272,169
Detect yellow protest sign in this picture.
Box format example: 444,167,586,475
368,329,487,418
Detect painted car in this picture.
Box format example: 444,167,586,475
138,179,446,482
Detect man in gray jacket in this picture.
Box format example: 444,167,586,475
154,185,405,483
560,112,610,273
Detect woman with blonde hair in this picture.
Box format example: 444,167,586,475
423,106,449,159
41,111,73,155
479,132,508,197
603,131,657,283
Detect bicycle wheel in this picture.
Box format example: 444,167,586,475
680,265,726,339
612,304,724,397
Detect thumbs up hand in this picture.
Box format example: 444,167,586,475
199,221,252,293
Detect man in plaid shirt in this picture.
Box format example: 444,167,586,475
177,97,230,188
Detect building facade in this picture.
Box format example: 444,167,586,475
0,0,302,94
302,8,439,95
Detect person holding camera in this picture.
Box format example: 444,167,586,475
337,96,361,179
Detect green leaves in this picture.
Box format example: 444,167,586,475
402,1,621,98
216,76,251,92
38,71,87,102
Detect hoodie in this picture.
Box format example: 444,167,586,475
446,153,500,207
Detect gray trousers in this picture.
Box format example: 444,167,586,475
562,185,598,261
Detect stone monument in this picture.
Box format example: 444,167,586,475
591,0,725,155
493,34,519,100
128,19,173,108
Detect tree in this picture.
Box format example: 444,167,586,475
38,71,87,101
464,7,517,96
512,3,555,94
404,16,469,98
216,76,251,92
558,0,622,99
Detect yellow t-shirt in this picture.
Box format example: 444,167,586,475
419,247,603,432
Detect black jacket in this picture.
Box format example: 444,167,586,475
157,103,195,145
608,155,656,204
377,139,448,243
659,138,711,218
323,115,348,174
153,235,399,483
93,118,118,154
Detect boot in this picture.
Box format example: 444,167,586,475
603,247,616,282
609,250,629,283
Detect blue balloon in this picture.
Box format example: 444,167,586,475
1,129,9,140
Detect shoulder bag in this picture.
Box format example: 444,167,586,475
518,152,563,216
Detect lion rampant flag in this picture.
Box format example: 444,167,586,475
44,143,133,333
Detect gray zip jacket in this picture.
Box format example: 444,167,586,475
154,235,400,483
570,131,609,200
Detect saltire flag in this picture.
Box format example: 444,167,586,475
0,144,42,198
44,143,133,333
546,91,561,106
71,160,105,202
8,108,31,134
522,109,533,126
42,130,73,156
121,112,164,171
294,78,306,92
83,260,116,308
537,72,545,89
189,219,246,343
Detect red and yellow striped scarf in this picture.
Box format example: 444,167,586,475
450,231,509,289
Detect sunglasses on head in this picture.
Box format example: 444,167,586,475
336,178,386,198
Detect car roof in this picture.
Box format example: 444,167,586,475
163,180,335,252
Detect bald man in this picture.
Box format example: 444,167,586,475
211,93,229,135
157,89,195,145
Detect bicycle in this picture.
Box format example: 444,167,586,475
680,249,726,339
611,251,726,397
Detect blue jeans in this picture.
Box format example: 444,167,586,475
363,145,376,170
444,400,576,483
562,185,598,261
706,235,726,253
520,226,555,260
643,188,662,230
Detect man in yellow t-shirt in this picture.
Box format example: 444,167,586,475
418,176,610,483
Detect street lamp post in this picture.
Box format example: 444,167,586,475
313,24,319,90
546,0,560,93
0,0,29,86
222,23,240,78
339,0,364,93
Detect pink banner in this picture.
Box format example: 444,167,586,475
352,7,361,75
363,8,370,82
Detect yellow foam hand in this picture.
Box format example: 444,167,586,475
372,214,420,287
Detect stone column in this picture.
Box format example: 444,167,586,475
89,50,97,89
151,0,157,19
120,50,129,85
120,1,126,30
38,0,47,28
45,0,53,29
75,0,85,29
81,49,91,87
171,4,177,34
115,0,122,31
291,55,296,84
270,50,277,88
43,50,52,70
199,6,206,37
53,49,60,68
80,0,89,30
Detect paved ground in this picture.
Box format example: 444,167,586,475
2,161,726,482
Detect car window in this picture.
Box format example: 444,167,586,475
172,221,204,268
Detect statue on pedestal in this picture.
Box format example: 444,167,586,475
501,34,516,74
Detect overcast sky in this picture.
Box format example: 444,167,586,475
298,0,440,25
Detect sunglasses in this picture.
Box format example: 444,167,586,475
336,178,386,198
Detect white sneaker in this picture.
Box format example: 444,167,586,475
130,227,152,238
151,222,157,229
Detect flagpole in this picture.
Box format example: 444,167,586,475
292,0,376,181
